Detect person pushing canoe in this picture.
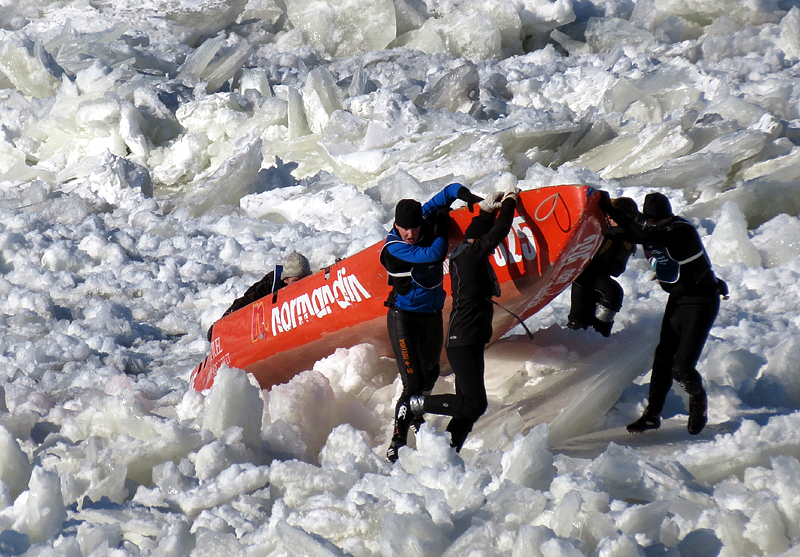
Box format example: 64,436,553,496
380,183,482,463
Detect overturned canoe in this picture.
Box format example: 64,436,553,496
192,185,606,391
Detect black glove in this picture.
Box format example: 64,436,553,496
597,190,613,213
717,278,729,298
457,186,484,211
434,208,450,238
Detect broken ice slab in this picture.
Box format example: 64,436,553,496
201,41,252,94
419,64,480,114
0,33,63,99
181,138,263,216
569,120,694,180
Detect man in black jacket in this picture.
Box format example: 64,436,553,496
407,188,518,452
600,192,728,435
567,197,640,337
207,251,311,340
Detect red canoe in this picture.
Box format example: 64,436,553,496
192,185,606,391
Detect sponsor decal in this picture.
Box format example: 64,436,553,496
399,338,413,373
494,215,537,266
527,232,601,309
247,267,372,341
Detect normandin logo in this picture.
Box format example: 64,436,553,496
250,267,372,342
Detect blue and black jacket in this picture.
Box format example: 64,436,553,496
380,183,463,313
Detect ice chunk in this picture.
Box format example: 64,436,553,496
269,459,357,508
421,64,480,114
588,443,648,502
372,169,431,208
512,525,557,557
0,32,63,99
616,500,670,542
750,210,800,268
76,522,122,557
516,0,576,38
275,520,346,557
571,121,693,180
705,201,762,268
165,0,248,47
182,137,264,217
239,0,284,25
550,490,582,537
286,0,397,57
615,151,731,194
757,338,800,408
171,462,270,517
177,33,223,83
585,17,655,53
500,424,556,490
202,365,264,447
319,424,385,476
441,9,503,61
0,425,31,501
83,151,154,206
395,20,448,54
631,0,781,29
202,41,252,94
473,0,524,55
287,86,311,139
394,0,427,35
268,370,340,456
741,147,800,183
21,467,67,543
777,7,800,60
303,66,342,135
237,67,273,98
380,512,448,557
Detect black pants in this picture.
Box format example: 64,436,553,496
423,343,488,451
568,274,623,326
647,294,720,414
387,307,443,443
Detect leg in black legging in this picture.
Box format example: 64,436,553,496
425,343,487,451
387,308,443,448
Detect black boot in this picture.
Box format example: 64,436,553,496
687,391,707,435
567,318,588,330
592,318,613,337
627,407,661,433
593,306,616,337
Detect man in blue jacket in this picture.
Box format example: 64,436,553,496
380,183,482,462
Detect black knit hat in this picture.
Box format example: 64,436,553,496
395,199,423,228
643,193,672,220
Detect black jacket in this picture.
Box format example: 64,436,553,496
446,198,516,347
605,205,722,298
581,225,636,280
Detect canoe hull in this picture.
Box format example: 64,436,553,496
192,185,605,391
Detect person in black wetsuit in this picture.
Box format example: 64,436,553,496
567,197,640,337
599,191,728,435
380,183,484,463
406,188,519,452
207,251,311,340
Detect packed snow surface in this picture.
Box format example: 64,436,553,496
1,0,800,555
